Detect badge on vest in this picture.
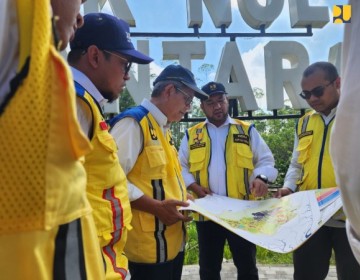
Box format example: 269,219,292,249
190,142,206,150
99,121,108,130
150,127,158,140
190,128,205,149
233,134,250,145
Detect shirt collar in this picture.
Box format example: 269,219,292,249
71,67,108,107
141,99,168,127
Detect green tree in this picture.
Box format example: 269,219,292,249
197,63,215,84
119,88,136,112
253,107,297,186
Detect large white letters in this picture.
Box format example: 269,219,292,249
90,0,338,113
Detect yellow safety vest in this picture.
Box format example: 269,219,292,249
296,111,336,190
111,106,187,264
0,0,92,233
75,84,132,244
187,120,255,220
296,112,345,222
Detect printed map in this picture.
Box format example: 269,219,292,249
181,188,342,253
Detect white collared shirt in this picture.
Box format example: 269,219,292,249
71,67,108,136
178,116,278,196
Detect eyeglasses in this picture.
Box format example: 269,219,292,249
299,78,337,100
102,50,132,75
175,87,193,106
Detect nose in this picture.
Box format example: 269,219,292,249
214,102,222,108
76,14,84,28
123,72,131,80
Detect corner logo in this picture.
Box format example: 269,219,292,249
333,5,351,24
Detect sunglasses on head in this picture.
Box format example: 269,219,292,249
299,78,337,100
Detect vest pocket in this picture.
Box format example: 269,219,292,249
142,145,166,177
189,149,205,172
139,211,156,232
92,206,117,235
235,146,254,169
297,136,312,164
97,130,118,153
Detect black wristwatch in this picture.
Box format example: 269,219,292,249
256,174,268,184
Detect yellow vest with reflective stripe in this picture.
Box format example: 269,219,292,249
120,107,186,264
76,88,132,243
296,112,345,222
296,111,336,190
188,121,255,198
0,0,92,233
187,121,255,220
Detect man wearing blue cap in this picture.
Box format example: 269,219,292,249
179,82,277,280
109,64,207,280
68,12,153,280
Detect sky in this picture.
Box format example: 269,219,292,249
96,0,348,109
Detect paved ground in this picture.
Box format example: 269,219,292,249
181,262,338,280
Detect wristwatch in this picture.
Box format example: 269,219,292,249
255,174,268,184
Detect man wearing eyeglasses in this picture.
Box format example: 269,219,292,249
109,64,207,280
276,62,360,279
67,12,153,280
178,82,277,280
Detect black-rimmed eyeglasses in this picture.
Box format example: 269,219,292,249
102,50,132,75
299,78,337,100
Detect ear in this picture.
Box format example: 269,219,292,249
163,83,174,99
200,101,204,111
86,45,101,68
335,76,341,90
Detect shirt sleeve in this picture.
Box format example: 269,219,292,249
283,131,301,192
178,132,196,188
249,127,278,183
110,118,144,201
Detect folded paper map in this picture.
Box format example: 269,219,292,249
180,188,342,253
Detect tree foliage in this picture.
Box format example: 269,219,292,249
252,107,297,186
119,88,136,112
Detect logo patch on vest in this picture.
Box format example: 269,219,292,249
99,121,108,130
299,130,313,139
150,127,158,140
190,128,206,149
233,134,249,145
190,142,206,150
169,135,175,146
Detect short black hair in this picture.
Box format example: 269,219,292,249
303,61,339,82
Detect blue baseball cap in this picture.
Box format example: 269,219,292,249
153,65,208,100
201,82,227,96
70,13,153,64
